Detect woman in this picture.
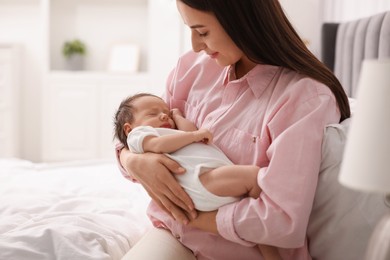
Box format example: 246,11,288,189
117,0,350,259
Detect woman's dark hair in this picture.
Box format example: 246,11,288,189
113,93,159,148
178,0,350,122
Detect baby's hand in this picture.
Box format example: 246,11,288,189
194,128,213,144
171,108,183,118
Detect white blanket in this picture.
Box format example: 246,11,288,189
0,159,151,260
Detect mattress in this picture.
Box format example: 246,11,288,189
0,159,152,260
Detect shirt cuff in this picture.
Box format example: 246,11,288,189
216,202,256,247
115,142,137,182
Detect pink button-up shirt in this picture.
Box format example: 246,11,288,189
117,51,340,259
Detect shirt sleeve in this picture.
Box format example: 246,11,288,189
216,93,340,248
114,142,135,181
127,126,160,153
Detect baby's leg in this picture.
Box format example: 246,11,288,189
258,244,282,260
199,165,261,199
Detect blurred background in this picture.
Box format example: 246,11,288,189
0,0,388,163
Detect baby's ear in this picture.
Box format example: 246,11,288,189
123,123,132,136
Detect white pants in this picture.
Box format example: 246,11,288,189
122,228,197,260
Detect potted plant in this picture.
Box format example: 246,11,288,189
62,39,86,70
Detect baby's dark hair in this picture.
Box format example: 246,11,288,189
113,92,160,148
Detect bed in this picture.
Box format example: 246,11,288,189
307,10,390,260
0,159,152,260
321,10,390,97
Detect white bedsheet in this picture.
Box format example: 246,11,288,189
0,159,152,260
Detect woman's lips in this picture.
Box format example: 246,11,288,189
209,52,219,59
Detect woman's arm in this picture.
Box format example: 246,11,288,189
119,148,197,224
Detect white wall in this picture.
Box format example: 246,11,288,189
279,0,322,58
322,0,390,22
0,0,43,162
50,0,149,71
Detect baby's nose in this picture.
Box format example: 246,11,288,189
160,113,169,120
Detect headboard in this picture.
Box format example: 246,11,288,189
321,11,390,98
309,11,390,260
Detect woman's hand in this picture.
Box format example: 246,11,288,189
120,149,197,224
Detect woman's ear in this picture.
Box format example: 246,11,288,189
123,123,132,136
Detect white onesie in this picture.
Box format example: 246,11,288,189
127,126,238,211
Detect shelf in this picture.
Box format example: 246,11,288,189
48,70,150,80
46,70,156,91
0,0,187,162
0,44,20,157
49,0,149,72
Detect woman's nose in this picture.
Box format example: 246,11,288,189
191,32,205,53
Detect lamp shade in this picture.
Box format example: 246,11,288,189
339,59,390,193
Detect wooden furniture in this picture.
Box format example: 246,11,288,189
41,0,189,162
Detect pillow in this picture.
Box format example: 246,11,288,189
307,119,389,260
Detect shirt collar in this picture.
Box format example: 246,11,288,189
223,64,279,99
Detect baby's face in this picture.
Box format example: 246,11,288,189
131,96,176,129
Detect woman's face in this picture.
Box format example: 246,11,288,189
177,1,244,67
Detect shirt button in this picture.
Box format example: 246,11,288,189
175,234,181,239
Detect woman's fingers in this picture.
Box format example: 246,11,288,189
164,182,197,220
127,152,197,222
146,183,192,224
158,155,196,213
160,195,191,224
155,172,197,221
160,155,187,174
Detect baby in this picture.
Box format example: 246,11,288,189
114,93,280,260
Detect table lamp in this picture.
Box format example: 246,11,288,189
339,59,390,260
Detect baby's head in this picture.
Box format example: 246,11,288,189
114,93,176,147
